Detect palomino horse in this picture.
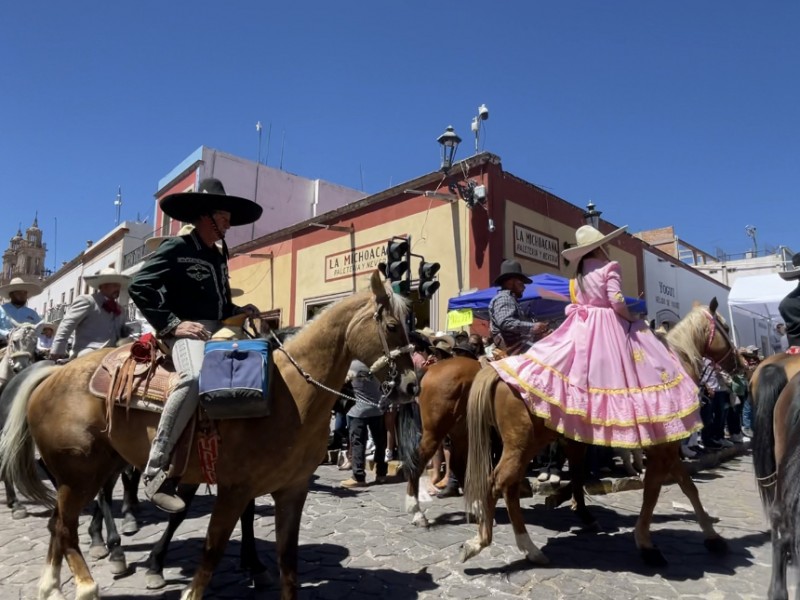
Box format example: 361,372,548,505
0,322,44,519
462,300,741,567
0,270,417,600
749,353,800,600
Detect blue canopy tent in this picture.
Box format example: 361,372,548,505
448,273,647,322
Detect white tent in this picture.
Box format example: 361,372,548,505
727,273,795,347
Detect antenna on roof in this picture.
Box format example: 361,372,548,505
114,186,122,225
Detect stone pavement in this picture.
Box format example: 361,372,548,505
0,451,773,599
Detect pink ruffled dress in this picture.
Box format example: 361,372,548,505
491,259,701,448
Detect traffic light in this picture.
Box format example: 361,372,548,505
385,238,410,282
418,261,440,299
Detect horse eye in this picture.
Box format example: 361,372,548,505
386,323,398,332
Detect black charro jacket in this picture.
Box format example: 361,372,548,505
129,230,241,337
779,283,800,348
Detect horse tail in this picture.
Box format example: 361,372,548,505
752,363,788,511
464,367,499,521
397,402,422,478
0,365,59,508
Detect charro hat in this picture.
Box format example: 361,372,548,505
409,330,433,349
493,259,532,287
561,225,628,263
160,178,263,227
452,341,477,359
432,338,454,356
84,267,131,289
0,277,42,299
144,224,196,253
779,253,800,281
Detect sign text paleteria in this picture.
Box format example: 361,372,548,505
513,223,560,268
325,241,388,282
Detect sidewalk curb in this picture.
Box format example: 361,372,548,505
531,441,751,497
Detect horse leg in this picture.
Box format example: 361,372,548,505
272,483,310,600
145,483,201,590
500,436,550,564
665,444,727,554
405,426,444,527
239,498,272,589
120,466,141,536
39,507,66,600
48,484,102,600
544,440,597,529
87,501,108,560
180,486,252,600
3,474,28,519
635,447,672,566
769,522,790,600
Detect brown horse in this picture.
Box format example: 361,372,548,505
462,300,741,567
399,356,595,529
0,270,417,600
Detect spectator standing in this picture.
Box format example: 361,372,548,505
699,358,733,450
341,359,388,488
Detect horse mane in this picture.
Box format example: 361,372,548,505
284,282,409,352
665,305,709,382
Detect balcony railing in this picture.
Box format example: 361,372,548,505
122,244,154,270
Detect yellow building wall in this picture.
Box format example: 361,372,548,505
504,201,640,298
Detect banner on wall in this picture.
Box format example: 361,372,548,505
447,309,474,330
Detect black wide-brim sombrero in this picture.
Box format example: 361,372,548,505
160,178,263,226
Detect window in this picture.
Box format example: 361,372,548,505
61,292,65,304
303,292,351,324
69,289,74,303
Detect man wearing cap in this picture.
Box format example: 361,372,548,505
50,268,133,359
779,252,800,348
129,178,262,513
488,260,547,355
0,277,43,344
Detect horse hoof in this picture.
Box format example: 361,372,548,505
412,513,429,528
108,558,128,576
526,551,550,565
11,506,28,520
145,572,167,590
460,538,482,562
639,546,668,568
89,545,109,560
704,536,728,555
251,569,274,589
120,516,139,536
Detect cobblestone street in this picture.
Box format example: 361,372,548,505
0,452,771,599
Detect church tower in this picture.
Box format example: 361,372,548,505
1,215,47,286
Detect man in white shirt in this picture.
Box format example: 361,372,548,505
0,277,43,344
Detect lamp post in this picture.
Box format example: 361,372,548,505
437,125,461,173
583,201,602,229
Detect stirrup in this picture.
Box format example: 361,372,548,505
144,470,168,500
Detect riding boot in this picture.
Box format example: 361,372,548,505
144,471,185,513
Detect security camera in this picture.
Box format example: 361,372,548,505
478,104,489,120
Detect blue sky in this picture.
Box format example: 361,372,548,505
2,2,797,271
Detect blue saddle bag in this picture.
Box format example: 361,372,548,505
199,339,271,419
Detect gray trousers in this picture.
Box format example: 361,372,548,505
143,320,220,479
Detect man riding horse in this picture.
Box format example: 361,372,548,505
128,177,262,513
488,260,548,356
0,277,43,346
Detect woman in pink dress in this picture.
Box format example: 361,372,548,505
492,225,701,448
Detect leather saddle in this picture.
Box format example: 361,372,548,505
89,341,179,414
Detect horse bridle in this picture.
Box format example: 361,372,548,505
368,304,414,401
701,309,741,375
6,327,36,373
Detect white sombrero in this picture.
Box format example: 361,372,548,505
561,225,628,263
144,224,196,253
0,277,42,299
84,267,131,289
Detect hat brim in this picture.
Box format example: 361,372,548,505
779,268,800,281
160,192,263,226
409,331,433,348
85,274,131,288
561,226,627,263
494,272,532,287
0,282,42,298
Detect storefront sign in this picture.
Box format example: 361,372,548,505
325,241,388,282
447,309,474,330
513,223,560,268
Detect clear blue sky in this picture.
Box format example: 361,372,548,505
2,2,797,270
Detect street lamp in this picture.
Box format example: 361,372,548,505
437,125,461,173
583,201,602,229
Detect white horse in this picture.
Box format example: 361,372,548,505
0,321,44,518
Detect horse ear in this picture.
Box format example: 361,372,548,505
370,269,388,302
709,297,719,314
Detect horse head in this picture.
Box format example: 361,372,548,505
4,322,41,374
346,270,418,403
703,297,744,375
